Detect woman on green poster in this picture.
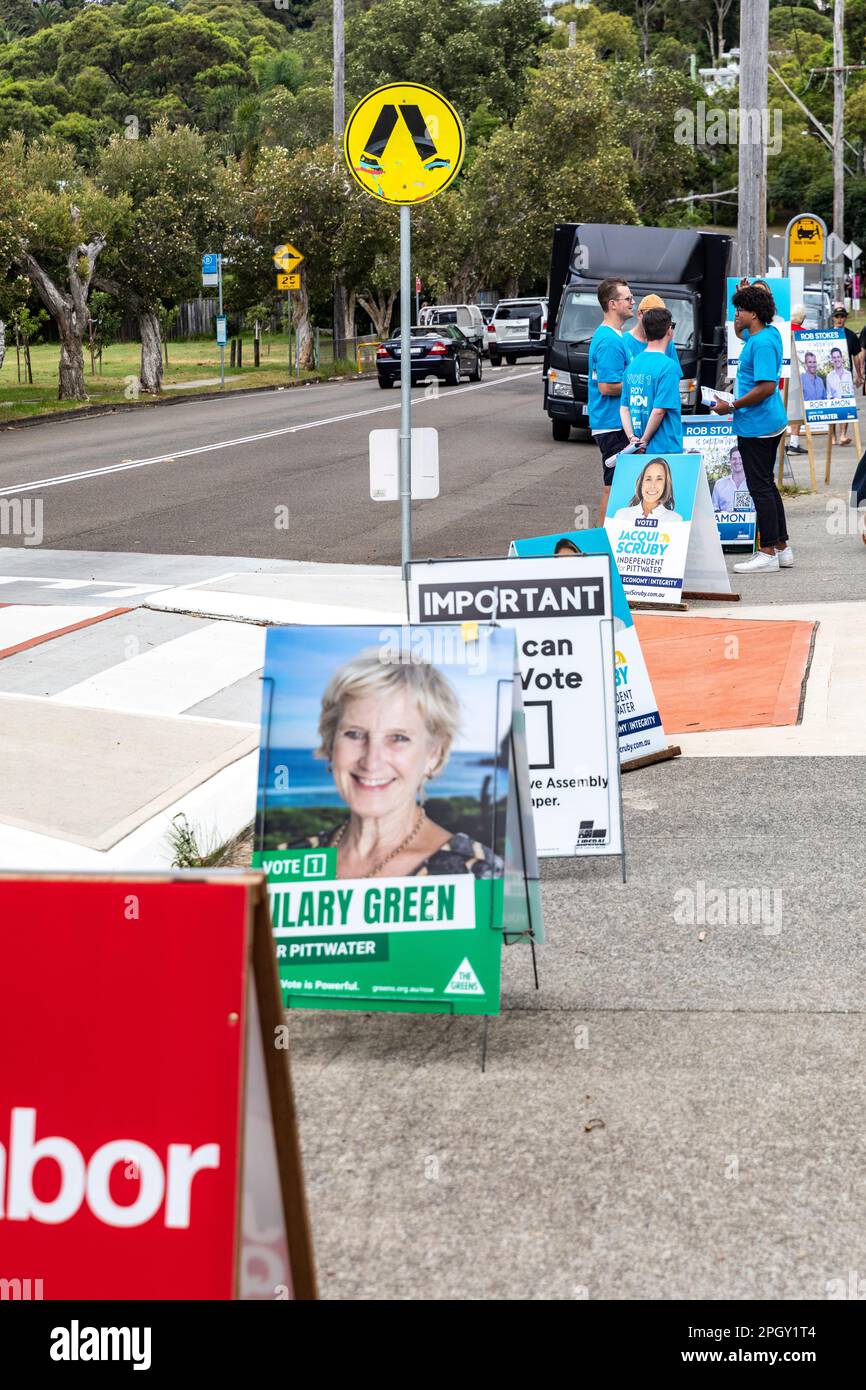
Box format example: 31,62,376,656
292,651,502,879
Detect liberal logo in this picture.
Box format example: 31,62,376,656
576,820,608,844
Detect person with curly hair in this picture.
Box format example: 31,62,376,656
714,283,792,574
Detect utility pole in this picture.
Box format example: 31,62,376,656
736,0,769,275
833,0,846,302
333,0,347,362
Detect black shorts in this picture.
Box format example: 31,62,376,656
595,428,630,486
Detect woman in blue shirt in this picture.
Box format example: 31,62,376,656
713,283,792,574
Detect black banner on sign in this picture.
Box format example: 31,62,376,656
360,104,440,172
417,578,605,622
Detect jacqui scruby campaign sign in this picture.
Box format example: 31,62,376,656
409,557,623,859
509,528,668,764
604,452,698,602
603,451,732,603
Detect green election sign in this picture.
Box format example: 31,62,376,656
254,623,525,1015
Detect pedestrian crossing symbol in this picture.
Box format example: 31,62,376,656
444,957,485,996
344,82,465,204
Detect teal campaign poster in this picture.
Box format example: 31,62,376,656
509,528,668,762
254,624,515,1015
682,417,756,550
726,275,791,378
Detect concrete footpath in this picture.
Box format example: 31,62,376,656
0,440,865,1299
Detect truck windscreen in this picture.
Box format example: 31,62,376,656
556,290,696,349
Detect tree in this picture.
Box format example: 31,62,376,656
245,142,405,359
694,0,737,66
610,64,704,221
1,132,128,398
347,0,548,124
95,122,234,392
461,46,637,291
572,7,640,62
0,1,286,143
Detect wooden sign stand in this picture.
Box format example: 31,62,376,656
779,365,817,491
824,415,862,485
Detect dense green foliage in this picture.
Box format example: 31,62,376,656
0,0,862,396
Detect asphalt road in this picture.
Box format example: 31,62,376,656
0,367,604,563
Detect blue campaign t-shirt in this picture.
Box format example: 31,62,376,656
735,328,788,437
622,350,683,452
588,324,628,433
623,332,682,377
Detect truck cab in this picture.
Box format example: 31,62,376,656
544,223,732,441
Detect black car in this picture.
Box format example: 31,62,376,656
376,325,482,389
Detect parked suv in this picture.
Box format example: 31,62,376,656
802,287,833,330
419,304,486,354
487,298,548,366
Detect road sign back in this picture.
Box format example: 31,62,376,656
344,82,464,204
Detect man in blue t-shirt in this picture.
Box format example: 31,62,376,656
588,277,633,521
619,307,683,453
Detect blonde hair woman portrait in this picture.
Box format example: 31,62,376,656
291,649,502,880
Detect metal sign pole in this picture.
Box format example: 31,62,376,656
218,254,225,389
399,204,412,576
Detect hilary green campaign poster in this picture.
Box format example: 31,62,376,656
254,624,515,1015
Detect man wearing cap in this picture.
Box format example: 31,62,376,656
831,304,862,445
623,294,682,376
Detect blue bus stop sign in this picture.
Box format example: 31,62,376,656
202,253,219,287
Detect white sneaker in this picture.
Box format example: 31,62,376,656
733,551,780,573
787,441,802,453
777,546,794,568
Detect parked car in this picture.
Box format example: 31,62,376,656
419,303,486,354
802,287,833,330
376,325,482,388
487,297,548,366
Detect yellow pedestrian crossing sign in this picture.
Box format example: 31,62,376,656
344,82,465,204
273,243,303,273
277,272,300,290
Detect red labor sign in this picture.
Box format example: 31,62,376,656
0,874,316,1300
415,276,422,294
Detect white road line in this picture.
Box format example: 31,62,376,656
0,368,541,497
53,619,266,716
0,605,122,654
